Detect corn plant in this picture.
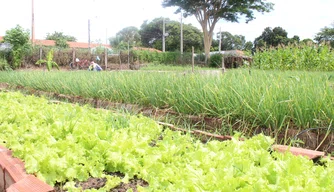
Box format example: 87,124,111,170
253,43,334,71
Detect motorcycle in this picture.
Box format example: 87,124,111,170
69,58,90,70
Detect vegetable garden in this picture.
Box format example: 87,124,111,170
0,69,333,132
1,91,334,191
1,42,334,191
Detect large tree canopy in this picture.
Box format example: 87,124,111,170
314,22,334,48
140,17,203,52
116,26,141,43
162,0,274,63
109,26,141,54
254,26,300,49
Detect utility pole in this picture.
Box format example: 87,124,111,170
88,19,91,51
219,27,222,52
163,18,165,52
180,11,183,54
105,28,107,45
31,0,35,45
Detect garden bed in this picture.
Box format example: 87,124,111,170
1,91,334,191
0,82,333,154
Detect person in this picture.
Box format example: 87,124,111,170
88,61,103,71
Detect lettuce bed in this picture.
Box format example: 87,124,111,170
0,91,333,191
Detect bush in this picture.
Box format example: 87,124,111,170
132,50,194,65
0,57,11,71
3,25,31,69
195,53,206,63
209,53,222,68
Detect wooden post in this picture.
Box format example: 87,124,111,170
222,56,225,74
104,48,108,70
127,41,130,69
119,51,122,70
39,48,42,60
72,48,75,69
192,46,194,73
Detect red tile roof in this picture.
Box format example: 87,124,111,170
0,36,111,49
34,39,112,49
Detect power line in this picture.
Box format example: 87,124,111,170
31,0,35,44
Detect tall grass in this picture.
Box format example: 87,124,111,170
140,64,214,71
0,69,333,131
253,43,334,71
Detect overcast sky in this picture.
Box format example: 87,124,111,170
1,0,333,44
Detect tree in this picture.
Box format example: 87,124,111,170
3,25,31,69
244,41,253,51
170,22,203,52
254,26,292,48
4,25,30,49
300,38,314,45
220,32,245,50
140,17,203,52
109,27,140,65
116,26,141,44
46,31,77,48
214,31,252,51
109,36,128,53
140,18,164,48
162,0,274,63
291,35,300,43
314,22,334,48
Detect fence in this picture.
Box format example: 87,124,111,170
22,47,207,70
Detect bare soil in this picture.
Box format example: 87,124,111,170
53,172,148,191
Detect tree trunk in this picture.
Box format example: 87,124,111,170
203,30,212,65
196,9,216,65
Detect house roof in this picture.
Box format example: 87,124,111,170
0,36,112,49
221,50,245,56
210,50,252,59
34,39,112,49
210,50,244,56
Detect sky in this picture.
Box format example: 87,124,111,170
0,0,333,44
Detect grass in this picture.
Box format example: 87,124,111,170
0,69,333,134
139,63,215,71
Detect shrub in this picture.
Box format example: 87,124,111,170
132,50,194,65
3,25,31,69
209,53,222,68
0,57,11,71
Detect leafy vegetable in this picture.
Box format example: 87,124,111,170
0,91,334,191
